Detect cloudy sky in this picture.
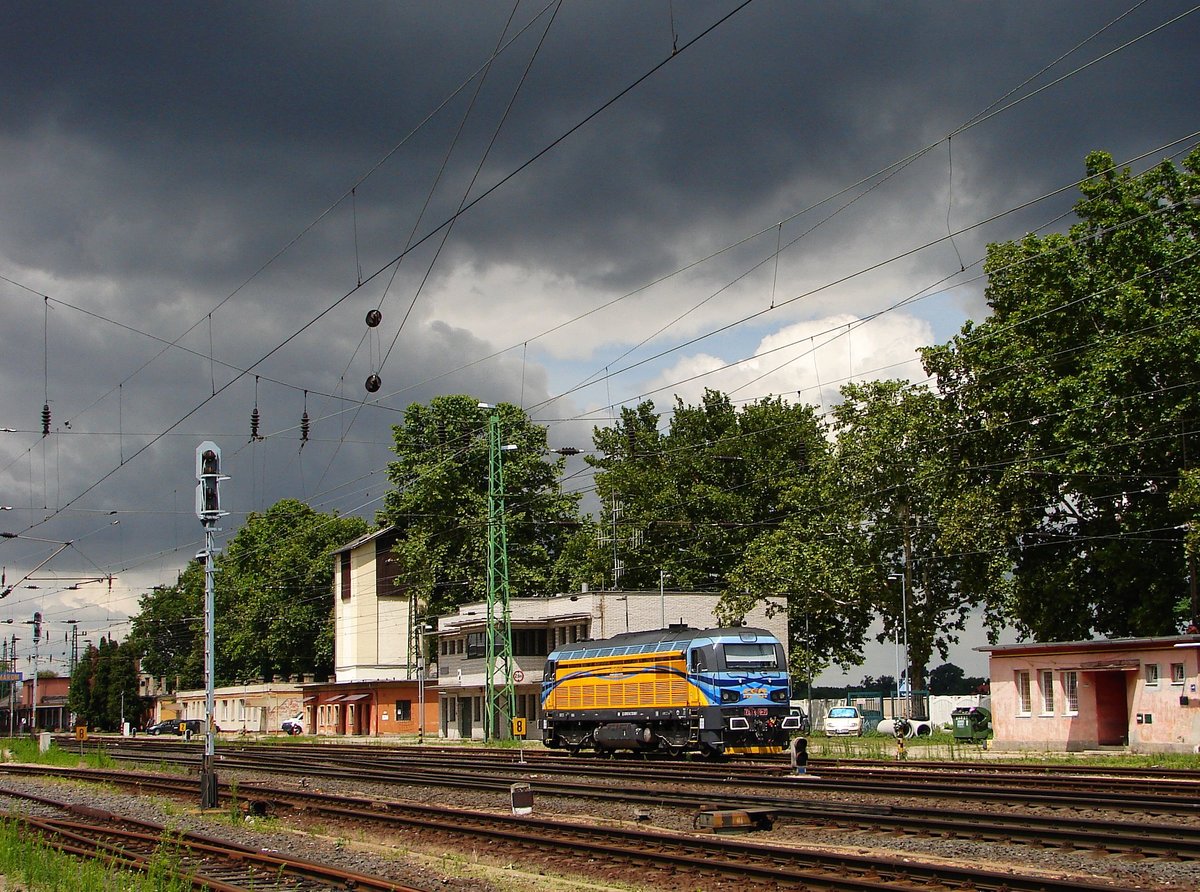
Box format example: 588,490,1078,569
1,1,1196,678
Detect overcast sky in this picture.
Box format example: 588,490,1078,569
1,1,1196,679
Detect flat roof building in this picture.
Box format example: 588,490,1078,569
980,635,1200,753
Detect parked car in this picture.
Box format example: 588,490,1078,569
824,705,864,736
145,719,181,736
281,716,304,735
787,707,811,735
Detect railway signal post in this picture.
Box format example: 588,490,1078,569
195,441,227,809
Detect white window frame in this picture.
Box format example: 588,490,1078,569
1145,663,1160,686
1062,671,1079,715
1039,670,1055,715
1171,662,1186,685
1016,670,1032,715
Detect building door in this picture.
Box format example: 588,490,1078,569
458,697,472,738
1093,671,1130,746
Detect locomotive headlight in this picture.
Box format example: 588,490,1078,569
721,690,740,703
770,690,788,702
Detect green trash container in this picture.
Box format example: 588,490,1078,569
950,706,991,742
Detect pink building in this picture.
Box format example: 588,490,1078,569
980,636,1200,753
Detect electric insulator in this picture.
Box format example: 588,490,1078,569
301,410,310,442
366,309,382,327
365,374,381,393
41,403,50,437
251,406,261,440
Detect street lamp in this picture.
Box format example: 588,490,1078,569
888,574,909,718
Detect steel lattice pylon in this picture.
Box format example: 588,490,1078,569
484,412,516,741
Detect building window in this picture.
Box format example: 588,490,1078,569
394,700,412,721
513,628,549,657
1039,670,1054,714
1062,671,1079,714
339,552,351,601
1016,670,1031,715
466,633,485,659
1145,663,1159,686
375,531,405,598
1171,662,1185,685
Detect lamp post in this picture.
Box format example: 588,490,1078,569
889,574,909,718
659,570,670,629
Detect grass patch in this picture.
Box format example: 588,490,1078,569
0,737,115,769
0,817,193,891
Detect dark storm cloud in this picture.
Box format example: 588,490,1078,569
0,1,1196,629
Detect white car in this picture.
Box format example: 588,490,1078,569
281,716,304,735
824,705,864,736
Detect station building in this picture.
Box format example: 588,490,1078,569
169,681,305,735
980,634,1200,753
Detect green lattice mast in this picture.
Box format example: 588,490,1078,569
484,410,516,741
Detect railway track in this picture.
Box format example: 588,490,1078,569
85,735,1200,814
32,752,1200,861
1,788,421,891
0,765,1146,892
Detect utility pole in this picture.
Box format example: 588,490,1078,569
195,441,226,809
67,621,79,675
30,612,41,733
8,636,16,736
481,406,516,742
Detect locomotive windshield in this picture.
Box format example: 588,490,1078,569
721,642,781,670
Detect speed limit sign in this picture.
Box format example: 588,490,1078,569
514,669,525,682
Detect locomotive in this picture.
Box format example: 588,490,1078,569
539,624,802,756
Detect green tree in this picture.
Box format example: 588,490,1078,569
67,638,143,731
218,499,369,682
923,149,1200,639
129,500,368,686
587,391,824,593
377,395,581,618
829,379,997,696
927,662,966,695
128,566,204,689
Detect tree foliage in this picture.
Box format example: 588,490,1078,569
923,149,1200,639
585,391,823,590
129,499,368,687
376,395,581,618
67,638,144,731
585,390,871,673
827,379,1001,694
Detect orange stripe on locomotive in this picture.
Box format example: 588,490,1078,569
544,649,706,711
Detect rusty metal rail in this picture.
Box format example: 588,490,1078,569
0,765,1160,891
2,789,423,891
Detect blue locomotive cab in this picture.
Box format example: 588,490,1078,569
695,631,800,755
